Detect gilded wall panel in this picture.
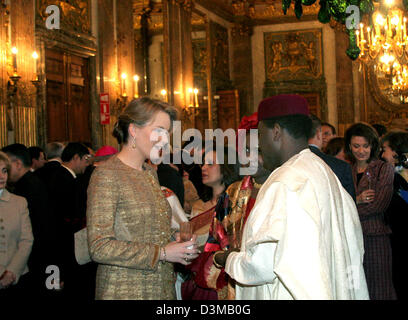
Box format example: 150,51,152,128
36,0,91,35
210,21,231,91
192,39,207,91
0,3,10,147
0,105,7,148
264,29,323,81
14,106,37,147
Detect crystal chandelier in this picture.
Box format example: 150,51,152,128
356,0,408,100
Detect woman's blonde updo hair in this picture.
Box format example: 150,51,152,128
0,151,11,173
113,97,178,144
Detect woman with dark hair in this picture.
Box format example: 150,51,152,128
189,143,240,247
344,122,396,300
181,143,240,300
381,131,408,300
86,97,199,300
325,137,349,162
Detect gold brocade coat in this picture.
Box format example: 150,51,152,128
86,156,176,300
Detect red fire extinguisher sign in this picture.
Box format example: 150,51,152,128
100,93,110,125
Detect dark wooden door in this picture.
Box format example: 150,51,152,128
45,49,91,143
216,89,240,131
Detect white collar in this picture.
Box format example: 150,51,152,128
61,164,77,178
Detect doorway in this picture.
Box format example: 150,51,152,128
45,48,91,143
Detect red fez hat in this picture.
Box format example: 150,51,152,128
95,146,118,157
258,94,309,121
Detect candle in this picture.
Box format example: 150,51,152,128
356,30,360,48
32,51,39,80
193,88,199,108
133,75,139,98
121,73,127,97
161,89,167,102
367,27,371,47
11,47,18,74
187,88,193,107
360,23,364,41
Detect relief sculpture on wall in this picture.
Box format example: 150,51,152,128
263,28,326,120
36,0,91,35
265,29,322,81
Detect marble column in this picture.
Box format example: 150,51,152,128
162,0,194,130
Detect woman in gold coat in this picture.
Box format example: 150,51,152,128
86,98,199,300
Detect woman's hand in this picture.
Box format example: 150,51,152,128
0,270,16,288
357,189,375,205
162,234,200,265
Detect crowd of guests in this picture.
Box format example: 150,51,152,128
0,95,407,300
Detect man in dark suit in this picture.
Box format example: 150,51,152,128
308,115,356,201
157,162,185,205
35,142,65,191
2,143,55,297
48,142,91,299
28,146,47,172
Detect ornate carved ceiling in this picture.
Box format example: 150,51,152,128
132,0,319,30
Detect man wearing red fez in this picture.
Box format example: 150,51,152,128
216,94,369,300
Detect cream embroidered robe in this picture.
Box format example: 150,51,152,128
225,149,369,300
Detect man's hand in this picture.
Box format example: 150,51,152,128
213,248,240,268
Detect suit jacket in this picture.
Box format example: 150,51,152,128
309,145,356,201
35,160,61,192
0,189,33,283
48,166,81,281
76,165,95,228
157,164,185,205
13,171,55,273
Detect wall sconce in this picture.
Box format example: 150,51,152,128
133,75,139,99
9,46,21,88
184,88,199,117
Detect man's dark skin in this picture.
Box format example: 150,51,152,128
213,127,299,267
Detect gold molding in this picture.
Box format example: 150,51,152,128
366,63,408,115
231,22,253,37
